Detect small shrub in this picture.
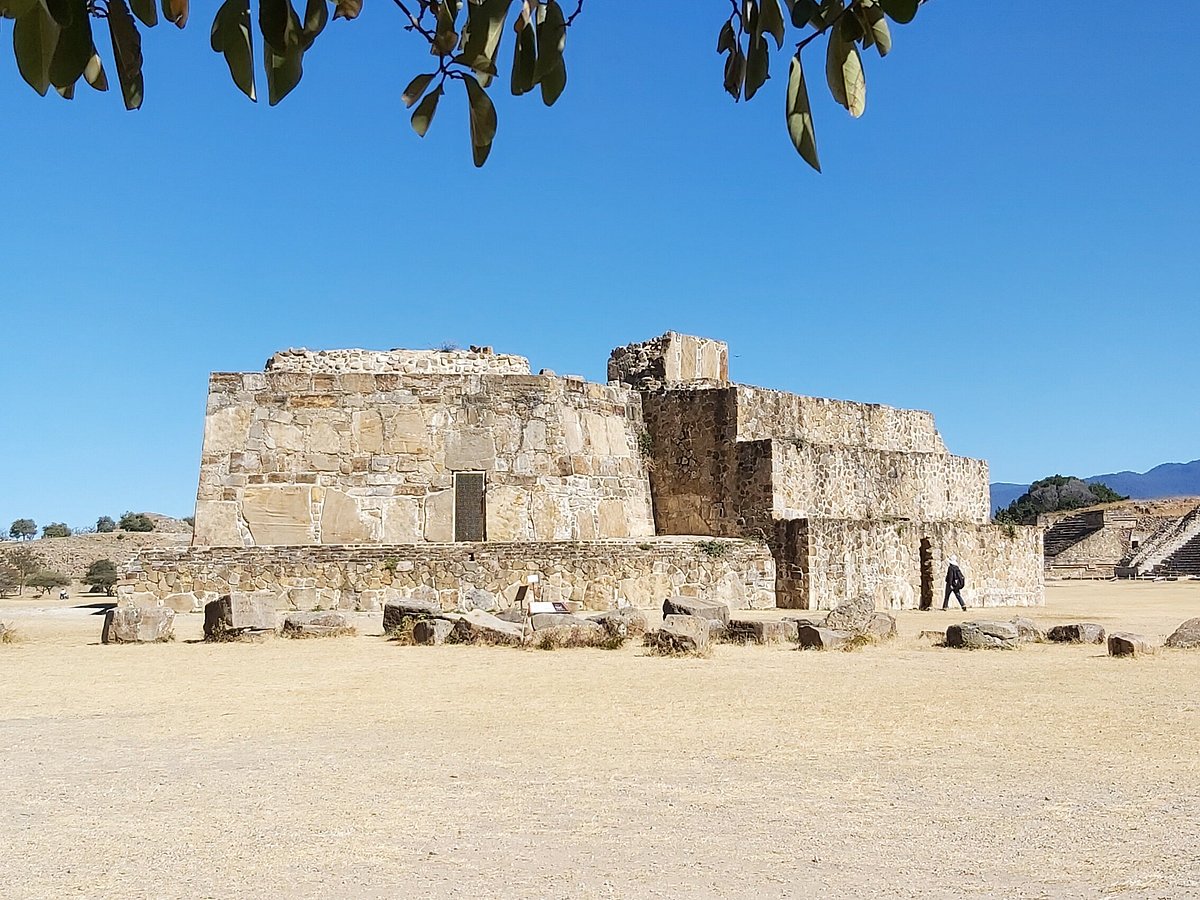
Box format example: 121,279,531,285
840,632,877,653
1,623,18,644
384,616,419,645
532,627,627,651
1002,522,1018,539
182,516,195,527
697,540,729,558
118,512,155,532
96,516,116,533
637,542,654,551
381,558,399,575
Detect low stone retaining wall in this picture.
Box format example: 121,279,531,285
118,538,777,613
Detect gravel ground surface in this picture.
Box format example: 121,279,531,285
2,580,1200,899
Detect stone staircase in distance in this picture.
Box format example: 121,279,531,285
1042,512,1104,559
1122,503,1200,577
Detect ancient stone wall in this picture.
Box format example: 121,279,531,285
734,386,946,453
774,519,1043,610
608,332,729,390
266,347,530,376
194,370,654,547
923,523,1044,608
771,441,991,524
119,538,776,613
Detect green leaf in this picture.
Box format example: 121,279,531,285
539,55,564,106
410,83,442,137
130,0,157,28
401,71,434,107
259,0,304,104
48,0,90,88
55,79,73,98
716,20,734,55
458,0,511,87
809,0,843,29
825,14,864,117
301,0,327,48
160,0,188,28
744,34,769,101
879,0,917,24
264,40,303,105
782,0,819,28
861,3,890,56
82,48,107,91
759,0,785,51
0,0,40,20
463,73,497,166
531,0,564,84
432,0,458,55
332,0,361,19
106,0,144,109
258,0,292,53
210,0,255,101
786,54,819,171
723,44,745,101
13,1,61,96
510,16,535,95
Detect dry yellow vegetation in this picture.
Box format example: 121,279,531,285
2,581,1199,898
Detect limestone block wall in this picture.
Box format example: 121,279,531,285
734,386,946,453
774,519,1043,610
608,332,729,390
266,347,530,376
923,523,1044,608
193,370,654,547
771,441,991,524
119,538,777,613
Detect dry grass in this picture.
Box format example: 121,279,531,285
0,622,17,643
2,581,1200,898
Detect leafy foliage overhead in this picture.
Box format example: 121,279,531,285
993,475,1129,526
0,0,925,168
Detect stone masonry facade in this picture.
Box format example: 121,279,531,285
120,332,1043,613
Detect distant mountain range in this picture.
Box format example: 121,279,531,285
991,459,1200,513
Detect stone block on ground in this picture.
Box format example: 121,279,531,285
1164,617,1200,649
589,608,649,639
204,594,276,641
1011,617,1045,643
644,614,711,655
795,625,852,651
824,595,876,633
413,618,455,645
383,599,442,631
530,619,608,648
864,612,898,642
1046,623,1106,644
102,606,175,644
280,611,356,638
449,609,525,646
662,596,730,627
494,606,527,624
945,621,1019,650
1108,632,1152,658
726,619,796,645
530,613,583,631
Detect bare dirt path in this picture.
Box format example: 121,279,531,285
2,581,1200,898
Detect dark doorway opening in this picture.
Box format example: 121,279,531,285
454,472,486,542
919,538,934,610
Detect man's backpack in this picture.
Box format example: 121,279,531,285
951,565,965,591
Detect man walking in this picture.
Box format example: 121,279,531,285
943,555,967,610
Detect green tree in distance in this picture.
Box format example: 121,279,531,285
85,558,120,596
118,511,155,532
42,522,72,538
8,519,36,541
27,570,71,597
96,515,117,533
0,0,923,169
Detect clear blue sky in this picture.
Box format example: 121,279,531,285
1,3,1196,529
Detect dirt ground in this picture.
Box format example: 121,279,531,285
2,581,1200,899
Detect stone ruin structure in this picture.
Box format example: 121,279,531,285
1041,500,1200,579
119,332,1043,614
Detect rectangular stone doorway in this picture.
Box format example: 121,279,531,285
454,472,486,542
919,538,934,610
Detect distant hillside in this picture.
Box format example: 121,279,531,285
992,459,1200,513
993,476,1126,525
